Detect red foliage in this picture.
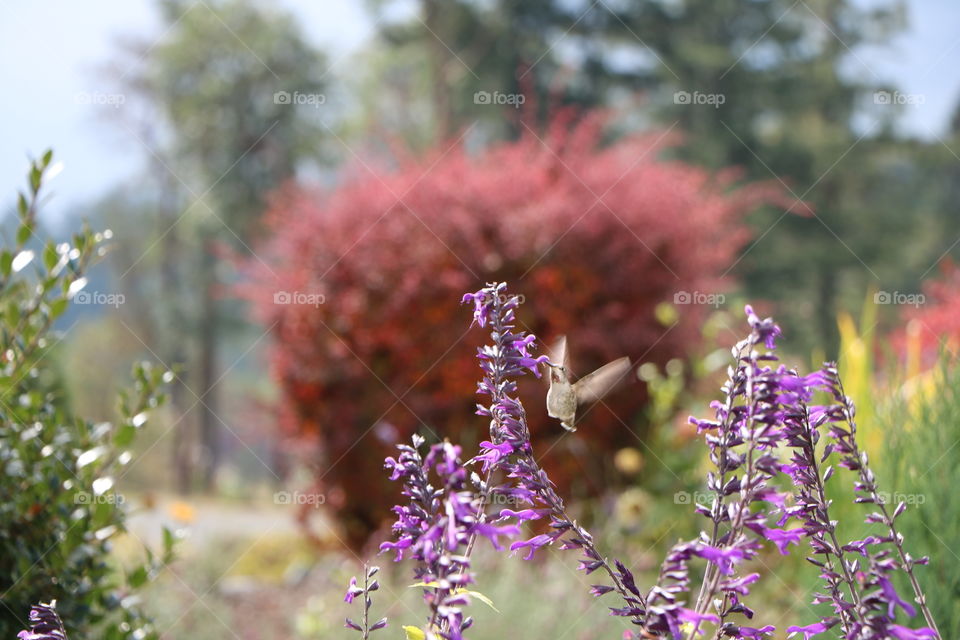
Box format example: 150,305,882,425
894,261,960,366
240,114,783,548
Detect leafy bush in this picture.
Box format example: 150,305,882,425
241,113,786,546
0,153,172,639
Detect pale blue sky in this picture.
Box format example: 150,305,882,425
1,0,958,221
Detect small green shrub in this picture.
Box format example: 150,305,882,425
0,152,173,639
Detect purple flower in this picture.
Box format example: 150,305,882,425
677,608,720,631
888,625,939,639
696,545,744,576
842,536,880,557
744,304,781,349
786,622,829,639
17,602,67,640
737,625,776,638
509,533,555,560
760,526,805,555
461,290,490,327
879,576,917,619
497,508,542,521
344,576,362,604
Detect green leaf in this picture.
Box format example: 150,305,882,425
462,589,498,612
128,565,149,588
43,243,58,271
29,166,42,192
114,424,136,448
41,149,53,168
403,626,426,640
162,527,176,556
0,251,11,277
49,298,69,320
16,223,32,246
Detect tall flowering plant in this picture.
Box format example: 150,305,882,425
363,283,941,640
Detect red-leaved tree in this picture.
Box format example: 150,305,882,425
895,261,960,367
240,113,784,548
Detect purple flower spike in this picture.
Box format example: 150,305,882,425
343,565,386,637
17,602,67,640
464,282,648,625
379,433,507,638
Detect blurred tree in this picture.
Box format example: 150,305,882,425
362,0,955,355
112,0,329,491
355,0,591,147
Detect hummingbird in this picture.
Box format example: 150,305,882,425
545,335,633,432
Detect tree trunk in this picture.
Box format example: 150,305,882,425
816,263,839,359
424,0,453,141
198,238,220,491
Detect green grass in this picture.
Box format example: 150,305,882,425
880,360,960,637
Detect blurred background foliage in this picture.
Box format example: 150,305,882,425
3,0,960,637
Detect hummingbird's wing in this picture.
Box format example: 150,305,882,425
549,335,569,369
573,357,632,405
